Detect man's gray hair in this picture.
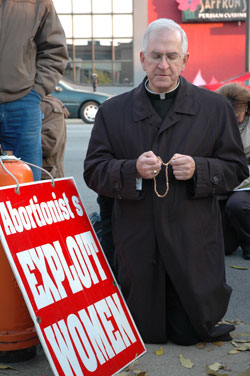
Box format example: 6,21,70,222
143,18,188,54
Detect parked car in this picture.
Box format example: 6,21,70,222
202,72,250,92
51,80,112,124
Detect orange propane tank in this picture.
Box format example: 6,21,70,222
0,155,39,361
0,156,34,187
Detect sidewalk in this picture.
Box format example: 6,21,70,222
129,323,250,376
2,250,250,376
4,324,250,376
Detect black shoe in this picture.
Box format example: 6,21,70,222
243,249,250,260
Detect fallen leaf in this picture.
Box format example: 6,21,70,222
117,371,147,376
218,318,244,325
206,364,228,376
233,343,250,351
230,265,248,270
232,340,250,351
179,353,194,369
124,359,137,372
155,347,164,356
212,341,223,347
209,362,223,371
0,365,17,370
228,349,240,355
195,342,207,349
133,370,144,374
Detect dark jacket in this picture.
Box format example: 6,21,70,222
84,76,249,343
0,0,68,103
237,117,250,188
41,95,68,179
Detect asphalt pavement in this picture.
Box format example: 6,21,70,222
1,121,250,376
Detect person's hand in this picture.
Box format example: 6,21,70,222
136,151,162,179
170,153,195,180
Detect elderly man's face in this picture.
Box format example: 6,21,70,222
140,29,189,93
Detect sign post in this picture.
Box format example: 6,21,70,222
0,178,146,376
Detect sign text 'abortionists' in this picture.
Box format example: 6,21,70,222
0,192,83,234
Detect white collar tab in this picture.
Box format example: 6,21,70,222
145,78,180,99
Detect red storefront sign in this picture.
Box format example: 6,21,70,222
0,178,146,376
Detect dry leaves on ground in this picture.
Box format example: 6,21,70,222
206,365,228,376
229,339,250,354
0,365,17,370
218,318,245,325
154,347,164,356
212,341,223,347
179,353,194,369
118,359,147,376
206,362,231,376
208,362,225,371
230,265,248,270
195,342,207,349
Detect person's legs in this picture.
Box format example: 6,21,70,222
226,192,250,259
0,89,42,180
166,274,200,346
219,198,239,255
165,274,233,345
97,195,115,272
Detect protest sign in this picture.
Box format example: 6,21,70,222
0,178,146,376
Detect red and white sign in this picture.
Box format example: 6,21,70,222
0,178,146,376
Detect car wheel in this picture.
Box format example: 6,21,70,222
80,101,99,124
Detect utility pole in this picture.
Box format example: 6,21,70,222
246,0,250,71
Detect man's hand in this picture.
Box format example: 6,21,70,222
170,153,195,180
136,151,162,179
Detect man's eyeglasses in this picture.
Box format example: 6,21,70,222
145,52,183,64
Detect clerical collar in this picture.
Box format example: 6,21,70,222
145,78,180,99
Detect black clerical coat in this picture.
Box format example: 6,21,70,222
84,76,248,343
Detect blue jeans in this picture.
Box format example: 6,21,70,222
0,89,43,181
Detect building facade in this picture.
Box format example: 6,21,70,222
53,0,246,95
